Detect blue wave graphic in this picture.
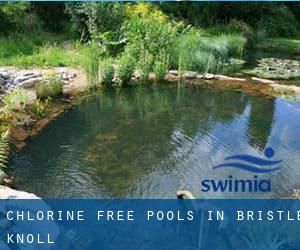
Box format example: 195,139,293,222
213,148,282,173
225,155,282,166
213,163,281,173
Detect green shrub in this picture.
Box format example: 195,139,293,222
3,88,29,111
0,2,31,35
66,2,125,39
257,5,299,38
35,79,63,99
118,52,135,86
123,13,177,80
123,16,177,58
99,60,115,86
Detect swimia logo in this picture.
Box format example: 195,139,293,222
201,147,282,193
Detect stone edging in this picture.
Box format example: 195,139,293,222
0,67,77,96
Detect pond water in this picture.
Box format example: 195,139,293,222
9,85,300,198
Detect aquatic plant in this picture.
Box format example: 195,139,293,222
99,60,115,86
3,88,29,111
174,30,246,74
0,130,10,170
118,51,135,86
153,50,169,81
81,44,100,88
138,49,153,82
32,98,51,118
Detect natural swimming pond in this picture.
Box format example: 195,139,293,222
9,85,300,198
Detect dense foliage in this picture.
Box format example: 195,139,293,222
0,2,299,84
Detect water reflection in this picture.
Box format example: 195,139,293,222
9,85,300,198
247,97,275,150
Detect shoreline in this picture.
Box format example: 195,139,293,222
1,66,300,199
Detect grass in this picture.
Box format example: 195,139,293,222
0,31,71,67
3,45,81,68
0,26,245,83
257,37,300,53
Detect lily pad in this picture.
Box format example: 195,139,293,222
245,58,300,80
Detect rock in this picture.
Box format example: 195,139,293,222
132,70,141,80
197,74,203,79
165,73,179,81
3,177,15,186
204,73,215,80
0,71,10,79
168,70,179,76
0,170,8,184
0,185,39,199
19,77,43,88
13,75,33,85
33,71,42,77
183,71,197,79
61,72,69,80
13,71,42,85
252,77,275,84
0,77,5,86
61,80,70,85
292,189,300,199
215,75,246,82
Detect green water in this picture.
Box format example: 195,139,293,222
9,85,300,198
